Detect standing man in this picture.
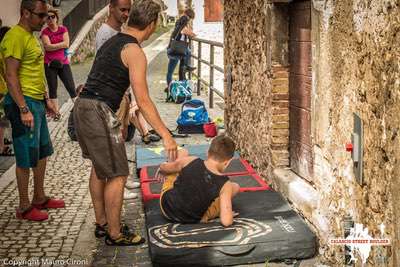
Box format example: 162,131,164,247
95,0,131,52
74,0,178,245
95,0,141,200
0,0,65,221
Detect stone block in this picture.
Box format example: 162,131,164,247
273,168,319,219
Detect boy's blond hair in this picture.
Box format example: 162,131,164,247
208,135,235,161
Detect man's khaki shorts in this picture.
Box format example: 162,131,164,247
73,97,129,180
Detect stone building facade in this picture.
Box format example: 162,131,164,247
224,0,399,266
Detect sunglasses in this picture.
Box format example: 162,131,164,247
47,15,56,20
119,8,130,13
30,10,49,19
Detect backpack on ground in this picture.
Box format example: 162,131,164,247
167,80,192,104
177,99,210,134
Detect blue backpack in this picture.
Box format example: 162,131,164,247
167,80,192,104
177,99,210,134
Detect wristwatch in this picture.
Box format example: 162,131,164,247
19,106,30,114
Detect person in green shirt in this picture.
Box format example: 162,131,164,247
0,0,65,221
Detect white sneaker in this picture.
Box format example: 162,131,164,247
125,180,140,189
124,191,138,200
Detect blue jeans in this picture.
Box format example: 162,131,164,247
166,48,192,86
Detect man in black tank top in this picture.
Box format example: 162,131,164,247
158,135,241,227
73,0,178,246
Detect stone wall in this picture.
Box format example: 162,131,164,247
224,0,274,179
224,0,400,265
70,14,107,64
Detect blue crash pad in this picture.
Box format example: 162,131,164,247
136,144,240,169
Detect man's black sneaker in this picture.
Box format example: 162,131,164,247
105,232,146,246
95,223,132,238
94,223,107,238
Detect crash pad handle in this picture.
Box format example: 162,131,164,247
215,244,256,256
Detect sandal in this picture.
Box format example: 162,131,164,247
142,133,161,144
0,146,14,156
53,113,61,122
148,129,190,139
16,206,48,221
105,231,145,246
32,197,65,209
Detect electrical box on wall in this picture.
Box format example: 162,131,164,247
347,113,364,185
346,114,364,185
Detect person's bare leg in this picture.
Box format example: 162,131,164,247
32,158,47,204
16,167,31,210
104,175,127,238
129,114,146,136
51,98,59,112
137,112,149,136
121,127,128,141
89,167,107,225
0,127,4,153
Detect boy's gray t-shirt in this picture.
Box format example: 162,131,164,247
95,23,119,52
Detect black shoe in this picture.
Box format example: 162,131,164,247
142,133,161,144
184,65,196,72
94,223,107,238
95,223,132,238
105,232,146,246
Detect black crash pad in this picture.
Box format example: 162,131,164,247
144,190,317,266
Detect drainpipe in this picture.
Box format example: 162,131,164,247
343,216,355,266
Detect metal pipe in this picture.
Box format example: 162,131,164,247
209,44,215,108
197,42,202,95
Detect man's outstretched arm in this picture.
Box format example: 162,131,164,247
122,43,177,161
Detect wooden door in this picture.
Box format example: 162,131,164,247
204,0,223,22
289,0,313,180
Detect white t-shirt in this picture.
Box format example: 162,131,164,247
95,23,119,52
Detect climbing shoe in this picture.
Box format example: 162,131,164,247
105,232,145,246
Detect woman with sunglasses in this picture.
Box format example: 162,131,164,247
40,7,77,120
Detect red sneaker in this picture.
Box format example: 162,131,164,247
16,207,48,221
32,198,65,209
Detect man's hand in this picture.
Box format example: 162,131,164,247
45,99,58,118
21,111,34,129
163,135,178,162
155,167,166,183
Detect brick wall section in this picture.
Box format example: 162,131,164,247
271,65,289,167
